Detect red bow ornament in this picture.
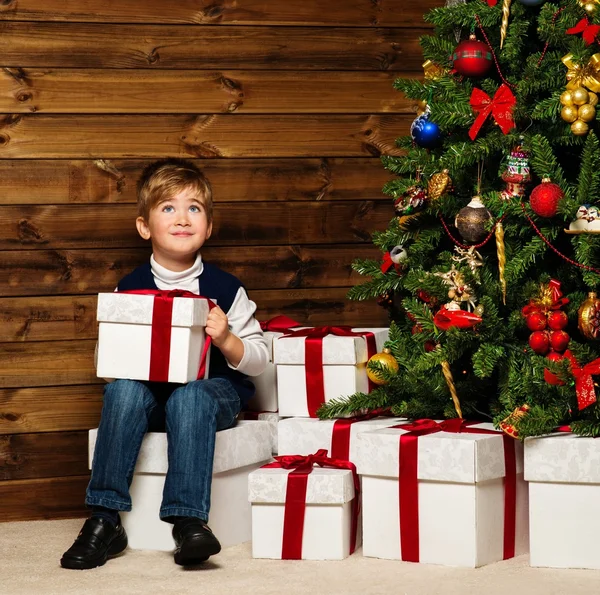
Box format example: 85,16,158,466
563,350,600,410
469,84,517,141
567,18,600,46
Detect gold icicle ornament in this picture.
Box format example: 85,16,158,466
495,219,507,304
441,360,463,418
427,169,452,200
500,0,512,49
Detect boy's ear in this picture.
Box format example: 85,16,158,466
207,220,213,240
136,216,151,240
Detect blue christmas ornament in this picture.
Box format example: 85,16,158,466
517,0,545,5
411,108,442,149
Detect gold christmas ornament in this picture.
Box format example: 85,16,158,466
500,0,512,49
578,291,600,340
495,220,507,305
561,105,579,123
572,87,590,105
562,53,600,93
441,360,462,418
366,347,400,385
559,90,574,106
416,99,428,116
578,103,596,122
589,92,599,107
571,119,590,135
427,169,452,200
579,0,599,15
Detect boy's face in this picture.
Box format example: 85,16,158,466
136,186,212,271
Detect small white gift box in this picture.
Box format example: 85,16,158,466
96,292,211,384
278,416,405,462
525,432,600,569
273,327,389,418
238,410,284,454
248,464,357,560
89,420,272,551
354,421,529,567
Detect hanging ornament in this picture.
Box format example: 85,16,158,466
441,360,463,418
526,310,547,331
451,245,484,278
410,106,443,149
567,17,600,46
427,169,452,200
500,0,512,48
578,0,600,16
416,99,428,116
500,147,531,201
451,34,493,78
572,119,590,136
445,0,467,43
529,330,550,355
549,330,570,352
547,310,568,330
422,60,446,81
529,178,564,218
455,195,492,243
544,351,567,386
394,185,427,216
499,404,530,438
377,290,394,310
366,347,400,385
381,245,408,273
495,219,507,304
433,301,483,330
565,204,600,234
435,266,479,311
578,291,600,340
469,84,517,140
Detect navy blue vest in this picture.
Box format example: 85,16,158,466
117,261,255,406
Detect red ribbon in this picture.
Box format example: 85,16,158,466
433,305,483,331
469,84,516,141
331,409,393,461
563,349,600,410
262,449,361,559
260,315,302,333
521,279,569,317
567,17,600,46
120,289,216,382
281,326,378,418
394,419,517,562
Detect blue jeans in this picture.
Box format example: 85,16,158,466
86,378,241,522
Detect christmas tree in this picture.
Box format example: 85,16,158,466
318,0,600,438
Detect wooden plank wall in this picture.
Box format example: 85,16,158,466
0,0,435,521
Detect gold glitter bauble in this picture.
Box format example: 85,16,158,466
571,119,590,135
427,169,452,200
589,92,599,107
578,292,600,340
561,105,579,123
560,91,574,106
366,348,399,385
572,87,590,106
583,2,598,15
578,103,597,122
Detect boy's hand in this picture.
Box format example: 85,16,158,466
205,306,230,348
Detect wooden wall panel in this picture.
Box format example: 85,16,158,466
0,0,426,521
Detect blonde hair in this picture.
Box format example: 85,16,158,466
137,158,213,223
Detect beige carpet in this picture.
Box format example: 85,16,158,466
2,519,600,595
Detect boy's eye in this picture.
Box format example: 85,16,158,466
162,205,174,213
189,205,200,213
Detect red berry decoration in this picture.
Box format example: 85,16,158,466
547,310,568,331
451,35,493,78
424,340,437,353
549,330,570,352
529,178,564,218
526,311,547,331
529,330,550,354
544,351,566,386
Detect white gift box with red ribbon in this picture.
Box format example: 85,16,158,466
96,291,212,384
272,327,389,418
354,420,529,567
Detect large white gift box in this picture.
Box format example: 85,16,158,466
96,292,211,384
354,421,529,567
525,432,600,569
248,464,357,560
238,410,284,454
89,420,272,551
273,327,389,418
278,416,405,462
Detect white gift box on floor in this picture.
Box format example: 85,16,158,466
88,420,272,551
355,422,529,567
273,327,389,418
238,410,284,454
278,416,405,462
525,432,600,569
248,466,356,560
96,292,211,384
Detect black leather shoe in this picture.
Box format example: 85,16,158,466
172,517,221,565
60,516,128,570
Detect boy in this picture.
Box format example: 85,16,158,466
60,159,269,569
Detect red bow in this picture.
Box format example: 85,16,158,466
521,279,569,317
433,305,483,331
563,350,600,410
469,84,516,141
567,17,600,46
260,315,302,332
263,449,361,559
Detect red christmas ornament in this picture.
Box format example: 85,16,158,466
424,340,437,352
526,311,547,332
544,351,566,386
547,310,568,331
529,178,564,218
549,330,570,352
451,35,493,78
529,330,550,354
